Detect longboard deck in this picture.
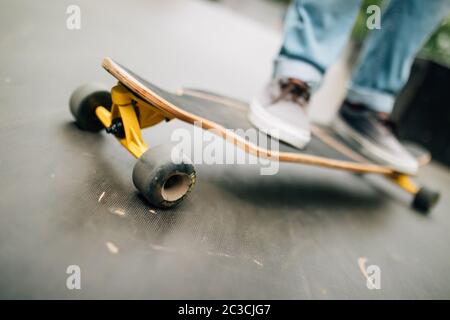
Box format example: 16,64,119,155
178,88,431,168
102,57,426,175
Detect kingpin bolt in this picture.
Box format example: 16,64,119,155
106,118,125,138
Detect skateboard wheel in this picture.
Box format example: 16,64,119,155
69,83,112,131
412,187,440,213
132,144,196,208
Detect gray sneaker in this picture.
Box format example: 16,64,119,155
333,101,419,175
249,78,311,149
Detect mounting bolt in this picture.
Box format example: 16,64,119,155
106,118,125,138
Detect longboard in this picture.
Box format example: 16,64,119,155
103,57,402,175
69,57,437,211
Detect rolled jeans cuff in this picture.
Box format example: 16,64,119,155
273,56,323,92
347,83,395,113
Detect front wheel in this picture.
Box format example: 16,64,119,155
132,144,196,208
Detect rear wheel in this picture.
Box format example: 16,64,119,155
412,187,440,213
69,83,112,131
132,144,196,208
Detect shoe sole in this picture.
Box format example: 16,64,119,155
248,98,310,149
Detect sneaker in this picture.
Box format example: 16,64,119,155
249,78,311,149
333,101,419,175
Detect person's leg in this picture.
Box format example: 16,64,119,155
348,0,450,113
275,0,363,91
250,0,363,149
335,0,450,174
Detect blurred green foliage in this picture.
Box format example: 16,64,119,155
418,16,450,67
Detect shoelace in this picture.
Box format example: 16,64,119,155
272,78,311,107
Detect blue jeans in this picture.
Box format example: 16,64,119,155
275,0,450,113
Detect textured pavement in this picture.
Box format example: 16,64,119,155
0,0,450,299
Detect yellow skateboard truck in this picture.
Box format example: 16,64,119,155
94,83,170,158
69,82,195,209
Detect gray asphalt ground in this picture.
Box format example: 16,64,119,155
0,0,449,299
